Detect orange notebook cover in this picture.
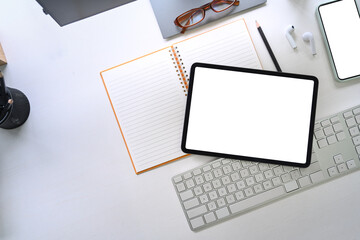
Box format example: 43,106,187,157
100,19,262,174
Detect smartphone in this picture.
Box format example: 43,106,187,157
317,0,360,82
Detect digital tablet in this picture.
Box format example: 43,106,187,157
317,0,360,82
182,63,318,167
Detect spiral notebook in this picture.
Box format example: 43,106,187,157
100,19,262,174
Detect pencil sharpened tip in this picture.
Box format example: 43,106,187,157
255,20,260,28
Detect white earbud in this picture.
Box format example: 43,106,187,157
285,25,297,49
302,32,316,55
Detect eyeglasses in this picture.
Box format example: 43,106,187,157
174,0,240,34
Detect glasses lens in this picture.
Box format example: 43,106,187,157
177,9,205,27
211,0,236,12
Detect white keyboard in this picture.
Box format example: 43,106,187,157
172,104,360,230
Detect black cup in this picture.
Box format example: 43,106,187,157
0,87,30,129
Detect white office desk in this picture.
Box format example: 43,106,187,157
1,0,360,239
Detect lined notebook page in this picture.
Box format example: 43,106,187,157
101,47,187,173
174,19,262,82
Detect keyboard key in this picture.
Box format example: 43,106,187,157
283,166,293,172
333,122,343,132
222,159,231,164
314,130,325,139
259,163,269,171
324,126,334,136
254,184,263,193
337,163,348,173
344,111,353,118
229,186,285,214
255,173,265,182
336,131,346,141
284,180,299,192
273,166,284,176
204,212,216,223
356,115,360,124
242,161,251,168
346,160,356,169
235,191,245,200
190,216,205,229
209,191,218,200
353,136,360,145
327,135,337,145
298,176,311,187
215,207,230,219
223,165,232,174
263,180,273,190
212,161,221,168
317,138,328,148
173,176,182,183
231,172,240,182
213,169,223,178
240,169,250,178
180,189,194,201
281,173,292,183
176,183,186,192
245,177,255,186
314,123,321,130
232,162,241,171
184,198,200,210
330,116,340,123
193,169,202,176
218,187,227,197
204,172,213,181
195,175,205,185
328,166,338,177
310,171,325,183
249,165,259,175
186,179,195,188
346,117,356,127
212,179,221,188
194,186,203,196
207,202,216,211
203,183,212,192
244,187,254,197
226,194,236,204
357,146,360,154
187,205,207,219
272,177,281,186
290,169,301,180
321,119,331,127
217,198,226,207
349,126,360,136
236,180,246,190
199,194,209,204
353,107,360,115
184,172,192,179
264,169,274,179
221,176,231,185
333,154,344,164
227,184,237,193
203,165,211,172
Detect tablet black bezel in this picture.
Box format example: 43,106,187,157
181,62,319,168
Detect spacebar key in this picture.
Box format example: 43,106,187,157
229,186,286,214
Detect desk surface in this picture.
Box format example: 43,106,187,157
1,0,360,239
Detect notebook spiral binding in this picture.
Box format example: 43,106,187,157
170,46,188,96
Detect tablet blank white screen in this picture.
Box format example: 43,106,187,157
319,0,360,80
185,67,315,164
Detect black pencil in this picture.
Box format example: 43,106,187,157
255,21,282,72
